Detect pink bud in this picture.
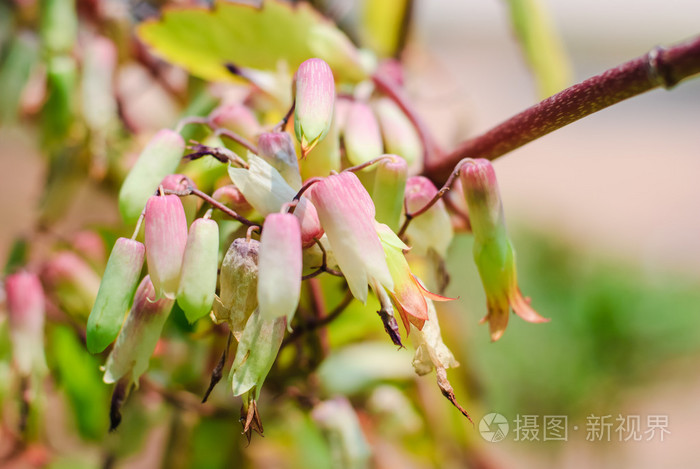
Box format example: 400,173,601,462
5,271,46,376
160,173,199,222
212,184,254,217
144,194,188,299
294,58,335,156
210,102,262,138
258,213,302,325
404,176,453,257
374,98,422,169
344,101,383,166
307,172,393,303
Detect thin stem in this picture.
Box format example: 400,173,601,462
344,155,394,173
215,128,259,155
281,289,355,348
274,100,295,132
185,142,248,168
302,238,344,280
423,35,700,184
175,116,213,133
397,159,472,237
372,72,443,163
163,188,260,228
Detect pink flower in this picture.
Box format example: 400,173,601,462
294,58,335,156
4,271,46,376
307,171,393,303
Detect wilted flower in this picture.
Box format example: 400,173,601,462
215,238,260,341
293,58,335,156
460,159,548,341
87,237,145,353
343,100,383,166
144,193,188,299
306,171,393,303
257,213,302,326
177,217,219,323
103,275,174,386
118,129,185,224
4,271,46,376
228,154,323,246
410,298,459,376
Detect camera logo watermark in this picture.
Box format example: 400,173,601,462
478,413,670,443
479,413,510,442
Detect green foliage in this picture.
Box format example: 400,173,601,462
138,0,367,84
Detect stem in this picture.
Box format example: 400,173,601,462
344,155,394,173
281,289,355,348
163,188,260,228
423,35,700,184
185,142,248,168
214,128,259,155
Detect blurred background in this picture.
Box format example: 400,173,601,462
1,0,699,468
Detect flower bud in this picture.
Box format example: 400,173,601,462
216,238,259,341
344,100,383,166
460,159,548,341
212,184,254,217
177,218,219,323
144,194,188,299
257,132,302,190
229,309,286,397
258,213,302,326
210,103,261,139
87,238,145,353
372,155,407,232
118,129,185,224
103,276,174,385
293,58,335,156
4,271,46,376
374,98,422,170
403,176,453,257
41,251,100,319
70,230,107,270
307,172,393,303
228,155,323,246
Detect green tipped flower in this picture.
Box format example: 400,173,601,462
215,238,259,341
460,159,548,341
103,275,174,386
372,154,407,232
144,194,188,300
177,218,219,323
229,308,286,398
87,238,145,353
293,58,335,157
118,129,185,224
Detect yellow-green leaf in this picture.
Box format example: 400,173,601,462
505,0,572,98
138,0,367,84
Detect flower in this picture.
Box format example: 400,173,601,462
371,154,407,232
306,171,393,303
257,131,302,190
144,193,188,299
87,237,145,353
293,58,335,156
4,271,46,376
374,98,422,169
257,213,302,326
343,100,383,166
177,217,219,323
460,159,548,341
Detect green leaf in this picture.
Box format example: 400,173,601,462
505,0,571,98
138,0,367,84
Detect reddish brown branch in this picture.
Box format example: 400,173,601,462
423,35,700,185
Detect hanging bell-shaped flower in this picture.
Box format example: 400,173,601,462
177,217,219,323
293,58,335,156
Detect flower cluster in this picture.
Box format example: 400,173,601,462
70,58,545,434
